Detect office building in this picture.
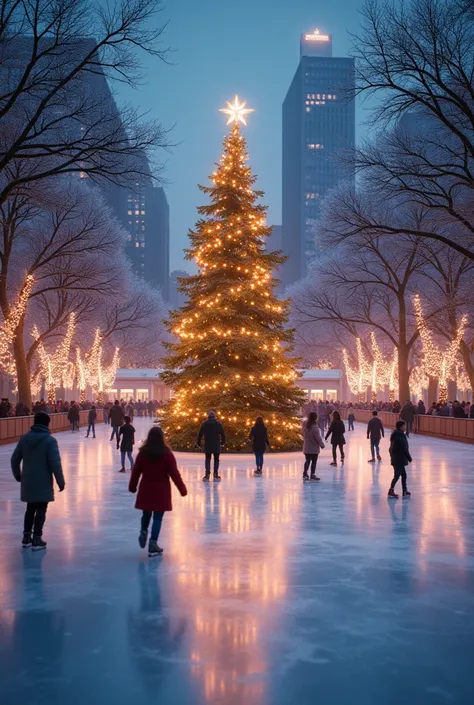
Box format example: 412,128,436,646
267,225,283,252
282,29,355,285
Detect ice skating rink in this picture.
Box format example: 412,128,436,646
0,418,473,705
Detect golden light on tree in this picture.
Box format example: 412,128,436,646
161,105,304,451
32,312,76,403
0,275,34,380
414,294,468,403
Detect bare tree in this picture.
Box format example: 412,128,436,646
350,0,474,260
0,177,128,405
419,244,474,391
0,0,170,204
292,187,431,400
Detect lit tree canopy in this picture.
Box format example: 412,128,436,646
161,112,305,451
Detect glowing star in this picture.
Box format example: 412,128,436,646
219,95,254,126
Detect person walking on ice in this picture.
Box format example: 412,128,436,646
325,410,346,466
388,420,412,498
302,411,325,481
11,412,65,551
249,416,270,476
196,410,226,482
129,426,187,557
367,410,384,462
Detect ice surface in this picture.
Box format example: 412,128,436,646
0,419,473,705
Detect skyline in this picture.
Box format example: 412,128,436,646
116,0,376,271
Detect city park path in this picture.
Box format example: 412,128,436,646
0,418,473,705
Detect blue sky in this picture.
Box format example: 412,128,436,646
117,0,374,270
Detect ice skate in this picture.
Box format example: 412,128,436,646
310,474,320,481
254,469,262,476
138,530,147,549
119,467,125,473
213,473,221,481
202,474,210,482
368,458,376,463
330,462,337,467
148,540,163,558
387,488,399,499
377,454,382,461
303,473,310,482
22,532,32,549
403,489,411,497
32,536,47,552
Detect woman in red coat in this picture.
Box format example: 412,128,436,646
129,426,187,557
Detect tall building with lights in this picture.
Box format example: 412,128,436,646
282,29,355,285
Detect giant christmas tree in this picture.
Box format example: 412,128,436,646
161,96,305,451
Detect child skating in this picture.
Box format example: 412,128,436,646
129,426,187,557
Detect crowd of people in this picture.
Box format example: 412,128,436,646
9,399,418,557
0,397,166,419
339,398,474,419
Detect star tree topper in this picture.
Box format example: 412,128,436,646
219,95,254,125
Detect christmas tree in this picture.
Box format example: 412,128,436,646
161,96,305,452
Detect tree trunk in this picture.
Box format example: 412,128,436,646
398,344,410,402
428,376,438,405
13,318,31,409
460,339,474,393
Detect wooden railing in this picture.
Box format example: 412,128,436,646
340,409,474,443
0,409,104,446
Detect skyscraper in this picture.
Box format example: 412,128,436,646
282,29,355,285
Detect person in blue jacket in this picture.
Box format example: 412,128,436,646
11,412,65,550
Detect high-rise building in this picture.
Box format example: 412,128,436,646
282,29,355,285
124,182,170,300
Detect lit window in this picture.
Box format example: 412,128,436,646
306,107,311,113
127,210,132,215
135,242,140,247
141,210,145,215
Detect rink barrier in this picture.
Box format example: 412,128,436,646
340,409,474,444
0,409,104,445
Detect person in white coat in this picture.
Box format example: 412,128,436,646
302,412,325,482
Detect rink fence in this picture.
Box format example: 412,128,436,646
340,409,474,444
0,409,104,445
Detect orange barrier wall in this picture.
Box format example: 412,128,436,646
340,409,474,444
0,409,104,446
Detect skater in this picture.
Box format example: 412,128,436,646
367,410,384,462
400,400,415,437
348,409,355,431
302,411,325,481
388,420,412,498
103,401,110,425
86,405,97,438
109,400,124,444
10,412,65,551
249,416,270,476
129,426,187,556
118,415,135,472
196,410,226,481
325,410,346,466
68,401,80,432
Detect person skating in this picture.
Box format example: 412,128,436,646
10,412,65,551
86,405,97,438
196,410,226,481
302,411,325,481
400,400,415,437
325,410,346,466
388,420,412,498
109,400,124,444
118,416,135,472
249,416,270,476
129,426,187,556
348,409,355,431
367,410,384,462
68,401,80,432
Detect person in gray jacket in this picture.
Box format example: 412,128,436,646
302,412,325,482
11,412,65,551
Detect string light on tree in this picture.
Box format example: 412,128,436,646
0,275,34,379
413,294,468,402
32,312,76,404
160,97,305,451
